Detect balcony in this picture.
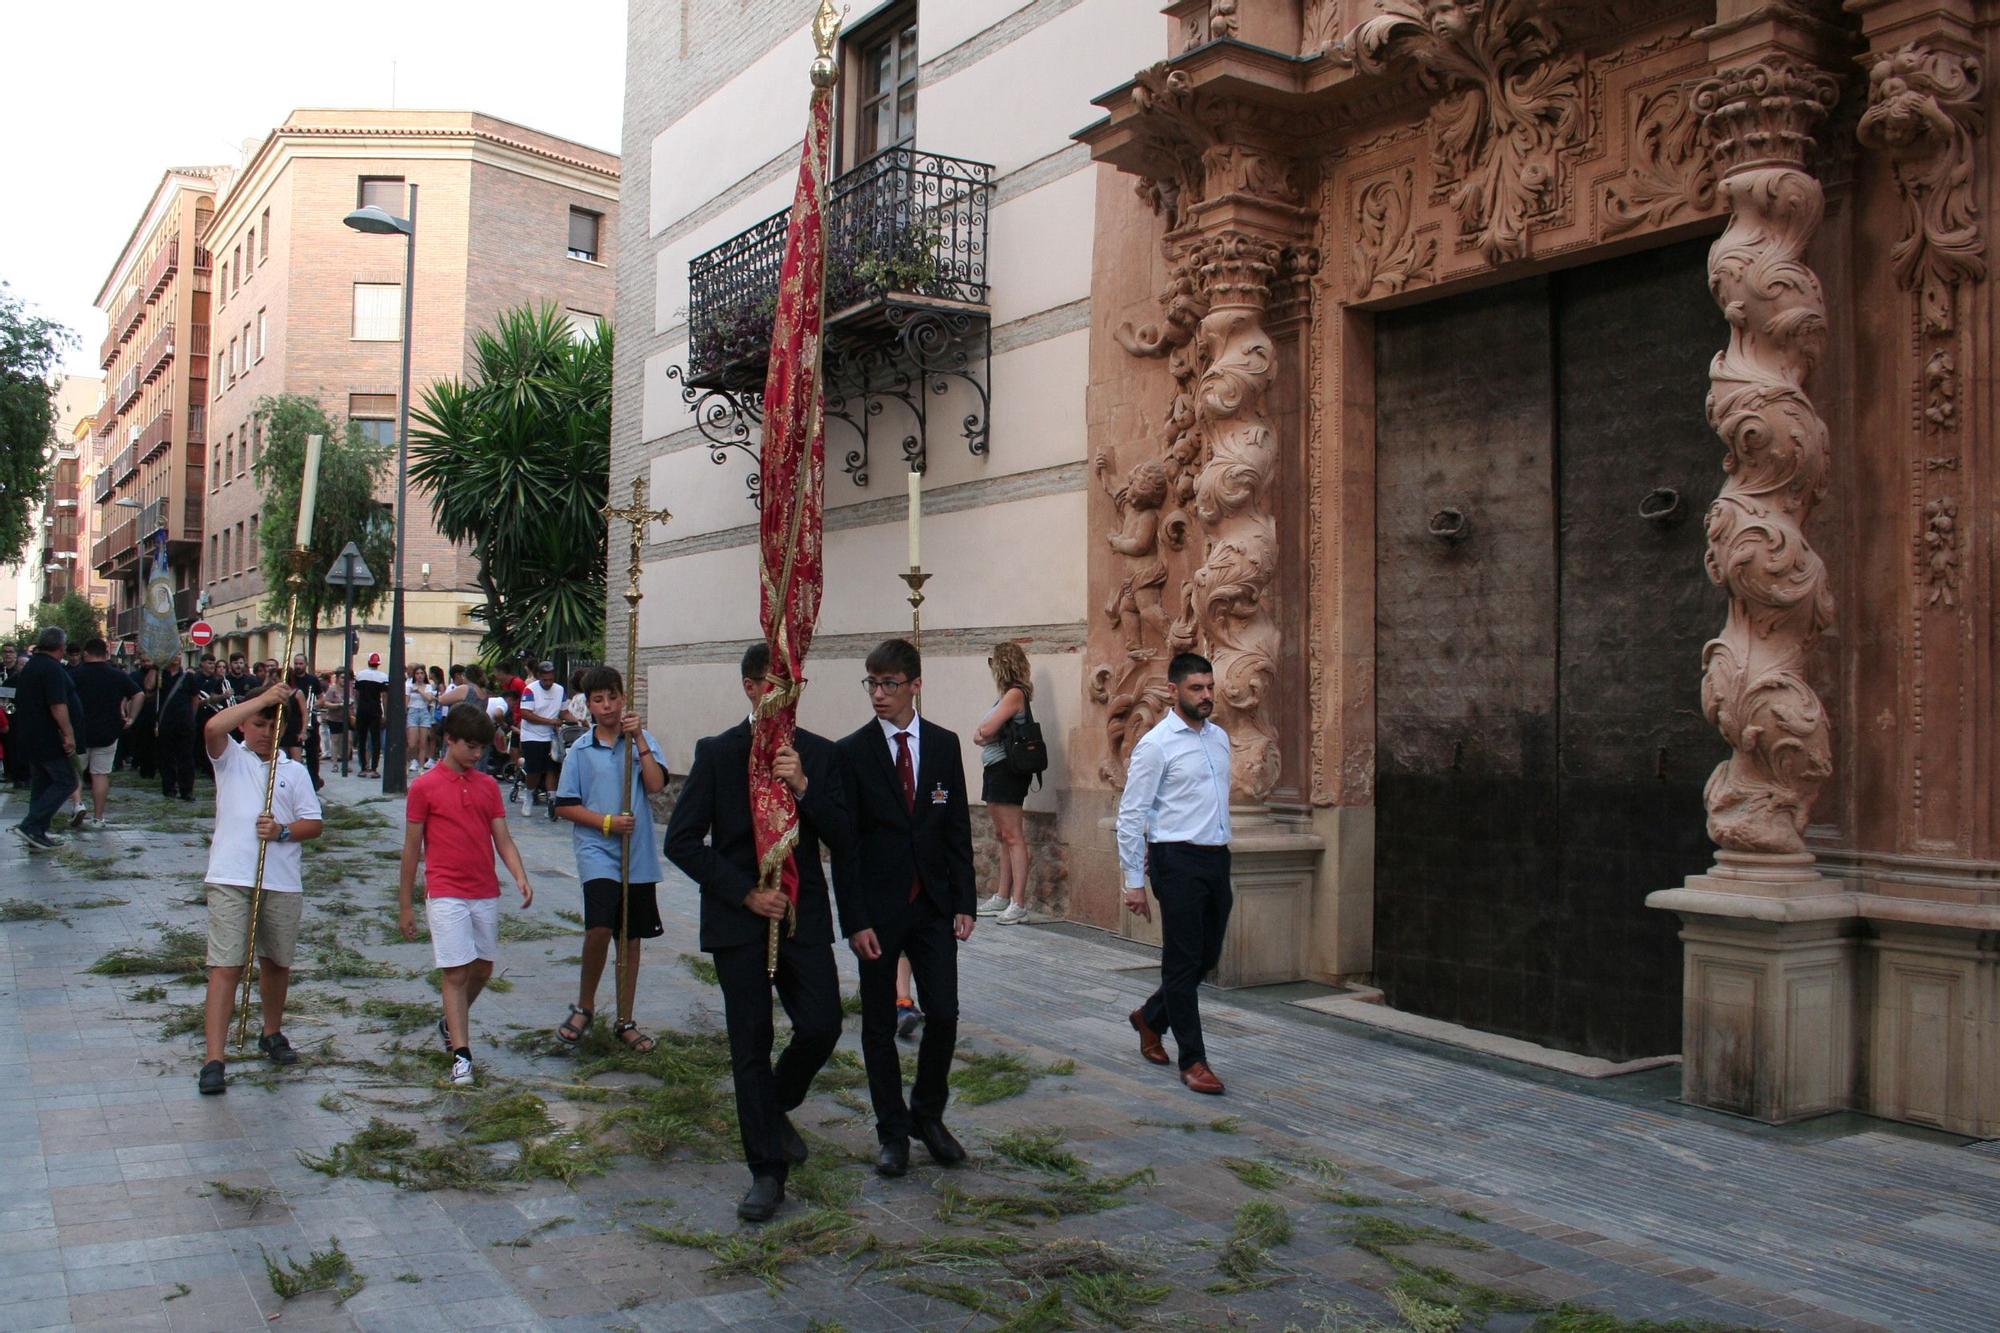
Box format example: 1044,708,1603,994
95,516,136,573
93,469,113,504
178,493,204,544
135,408,174,465
140,323,176,384
192,248,213,293
114,606,140,639
99,287,148,369
173,588,198,624
144,234,180,301
138,498,166,534
114,365,142,413
111,444,137,485
187,404,206,447
686,147,992,391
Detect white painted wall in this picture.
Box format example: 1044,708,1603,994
650,22,815,234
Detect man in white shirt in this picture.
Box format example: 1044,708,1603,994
1115,651,1233,1095
519,659,567,816
196,683,324,1095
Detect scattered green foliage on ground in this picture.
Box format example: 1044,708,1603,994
1221,1155,1290,1191
262,1236,364,1302
949,1048,1076,1105
0,900,66,923
680,951,719,985
935,1166,1155,1226
204,1179,278,1217
360,996,441,1034
1209,1198,1294,1294
639,1207,858,1291
163,1281,191,1301
493,1214,574,1247
1133,1114,1242,1134
988,1126,1085,1177
86,924,206,980
497,913,576,941
68,895,130,909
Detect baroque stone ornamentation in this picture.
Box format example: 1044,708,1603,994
1923,495,1959,608
1174,230,1286,799
1604,81,1716,235
1088,448,1178,786
1924,347,1958,430
1302,0,1342,54
1351,168,1439,300
1693,56,1841,855
1333,0,1588,265
1856,43,1986,334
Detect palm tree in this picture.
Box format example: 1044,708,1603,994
409,304,612,660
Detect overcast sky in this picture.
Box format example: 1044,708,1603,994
4,1,627,378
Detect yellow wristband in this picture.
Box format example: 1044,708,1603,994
601,813,613,835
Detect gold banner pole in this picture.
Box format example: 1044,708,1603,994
601,476,672,1023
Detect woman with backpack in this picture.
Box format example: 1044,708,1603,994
971,641,1040,924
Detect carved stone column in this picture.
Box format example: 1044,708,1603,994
1691,56,1841,867
1647,45,1860,1124
1180,229,1286,801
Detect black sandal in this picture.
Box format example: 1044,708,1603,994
557,1004,594,1044
613,1020,656,1054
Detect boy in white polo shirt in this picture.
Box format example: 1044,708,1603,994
399,703,535,1086
198,683,324,1095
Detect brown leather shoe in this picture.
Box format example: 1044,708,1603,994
1129,1008,1169,1065
1180,1061,1225,1095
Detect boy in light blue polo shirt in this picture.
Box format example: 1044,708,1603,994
550,665,668,1053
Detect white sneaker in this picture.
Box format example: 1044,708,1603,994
976,894,1008,917
997,903,1030,924
83,815,106,832
450,1054,475,1087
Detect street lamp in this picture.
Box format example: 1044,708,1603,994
344,185,418,794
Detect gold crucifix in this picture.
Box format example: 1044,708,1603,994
604,475,675,617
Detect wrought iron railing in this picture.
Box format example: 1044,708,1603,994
111,444,137,485
141,323,175,384
686,147,992,386
136,408,174,464
93,468,113,505
114,606,140,638
144,234,179,301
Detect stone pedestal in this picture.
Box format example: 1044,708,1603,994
1114,811,1324,989
1647,854,1860,1123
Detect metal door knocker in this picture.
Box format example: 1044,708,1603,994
1638,487,1684,526
1427,507,1471,544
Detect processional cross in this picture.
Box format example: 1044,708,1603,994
600,475,674,1017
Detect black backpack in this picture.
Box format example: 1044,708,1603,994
1004,699,1049,784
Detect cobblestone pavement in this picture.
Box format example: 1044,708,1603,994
0,769,1993,1332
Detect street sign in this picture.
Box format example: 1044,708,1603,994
325,542,377,587
188,621,216,647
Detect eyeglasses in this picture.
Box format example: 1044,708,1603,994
861,676,911,694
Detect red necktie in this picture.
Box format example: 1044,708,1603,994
896,730,918,902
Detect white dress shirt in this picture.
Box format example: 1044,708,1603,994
1115,709,1232,888
877,712,921,789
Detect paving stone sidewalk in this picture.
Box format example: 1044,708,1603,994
0,769,1990,1332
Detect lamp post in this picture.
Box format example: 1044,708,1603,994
344,185,418,794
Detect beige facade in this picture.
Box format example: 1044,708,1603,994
198,109,618,669
91,170,226,647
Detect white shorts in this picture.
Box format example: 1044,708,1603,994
425,897,500,969
86,745,118,776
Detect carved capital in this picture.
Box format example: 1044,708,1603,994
1332,0,1588,266
1696,56,1840,175
1856,42,1986,332
1126,64,1304,229
1193,229,1285,309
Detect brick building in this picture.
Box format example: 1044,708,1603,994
91,168,227,648
38,377,104,605
199,109,618,668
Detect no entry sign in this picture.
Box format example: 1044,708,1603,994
188,621,216,647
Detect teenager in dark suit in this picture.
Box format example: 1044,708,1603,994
664,641,854,1222
834,637,978,1177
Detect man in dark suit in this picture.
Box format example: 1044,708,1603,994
834,637,978,1178
664,641,854,1222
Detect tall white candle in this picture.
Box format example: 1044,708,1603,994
907,466,921,569
296,433,324,548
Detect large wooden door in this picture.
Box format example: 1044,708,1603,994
1372,238,1722,1061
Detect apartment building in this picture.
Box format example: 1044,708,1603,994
91,168,227,648
37,376,104,604
199,109,618,668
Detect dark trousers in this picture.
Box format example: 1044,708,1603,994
355,717,383,771
712,935,843,1181
158,730,196,798
129,727,156,779
3,740,24,787
20,757,75,837
1139,842,1233,1070
857,897,959,1141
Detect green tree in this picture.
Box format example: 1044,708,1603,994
26,591,103,648
0,284,74,564
409,304,611,660
251,394,394,663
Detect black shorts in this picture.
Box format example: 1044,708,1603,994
582,879,663,939
981,761,1031,806
521,740,555,775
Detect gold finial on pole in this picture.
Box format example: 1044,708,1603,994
811,1,845,86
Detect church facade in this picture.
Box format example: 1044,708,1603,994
617,0,2000,1134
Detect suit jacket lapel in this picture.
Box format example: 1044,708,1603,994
859,724,911,826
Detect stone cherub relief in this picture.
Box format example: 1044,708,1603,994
1089,446,1184,787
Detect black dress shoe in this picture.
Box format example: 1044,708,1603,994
914,1119,967,1166
779,1114,808,1165
876,1137,910,1178
737,1175,784,1223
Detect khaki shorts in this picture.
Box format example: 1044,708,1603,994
85,745,118,777
205,885,305,968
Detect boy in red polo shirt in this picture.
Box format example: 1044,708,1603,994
399,703,534,1086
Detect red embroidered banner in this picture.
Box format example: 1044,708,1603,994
750,79,833,944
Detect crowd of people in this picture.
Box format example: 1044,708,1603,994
4,630,1235,1229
